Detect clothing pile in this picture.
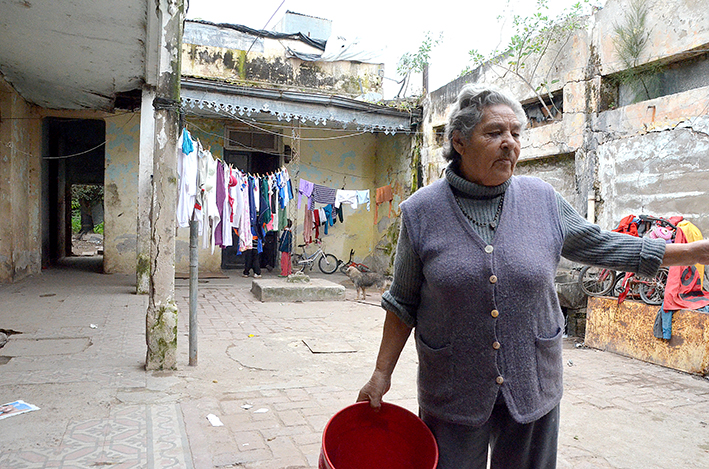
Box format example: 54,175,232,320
176,129,294,255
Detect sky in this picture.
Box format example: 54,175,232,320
185,0,600,99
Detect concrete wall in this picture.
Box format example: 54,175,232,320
182,21,383,98
103,113,140,274
0,76,42,283
424,0,709,237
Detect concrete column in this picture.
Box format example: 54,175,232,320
136,88,155,294
145,0,184,371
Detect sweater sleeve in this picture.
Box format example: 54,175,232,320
381,221,423,328
556,193,666,277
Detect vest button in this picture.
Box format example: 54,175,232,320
496,376,504,385
491,309,499,318
485,245,494,253
493,341,501,350
489,275,498,284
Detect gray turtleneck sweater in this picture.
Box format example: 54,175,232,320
382,162,666,327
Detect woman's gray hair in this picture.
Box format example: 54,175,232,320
443,84,528,162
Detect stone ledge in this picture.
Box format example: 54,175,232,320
251,278,346,302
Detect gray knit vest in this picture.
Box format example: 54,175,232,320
400,175,565,425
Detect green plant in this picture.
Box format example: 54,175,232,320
71,184,103,235
395,31,443,99
461,0,598,119
611,0,662,103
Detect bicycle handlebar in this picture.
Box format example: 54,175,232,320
637,214,678,230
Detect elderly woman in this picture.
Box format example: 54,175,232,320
357,84,709,469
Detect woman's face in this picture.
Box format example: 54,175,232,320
452,104,522,187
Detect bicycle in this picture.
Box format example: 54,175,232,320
613,268,669,306
578,266,617,297
579,214,676,304
339,249,372,274
292,240,340,274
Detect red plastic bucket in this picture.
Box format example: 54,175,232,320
319,402,438,469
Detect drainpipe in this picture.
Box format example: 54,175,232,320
587,193,596,224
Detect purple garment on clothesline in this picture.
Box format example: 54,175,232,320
214,161,226,247
298,179,314,210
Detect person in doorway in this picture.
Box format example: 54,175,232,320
357,84,709,469
242,230,262,278
279,219,293,277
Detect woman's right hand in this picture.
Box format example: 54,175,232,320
357,369,391,410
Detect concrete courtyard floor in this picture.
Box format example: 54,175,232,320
1,257,709,468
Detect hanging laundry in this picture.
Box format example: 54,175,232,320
322,204,335,235
313,184,337,205
303,208,313,244
237,171,251,252
259,176,272,231
214,160,227,247
356,190,371,211
198,144,220,253
298,179,314,209
221,166,237,248
176,128,199,228
375,184,394,219
335,189,359,209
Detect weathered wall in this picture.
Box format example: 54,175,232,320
424,0,709,238
371,133,414,273
0,76,42,283
596,115,709,235
103,114,140,274
289,128,378,263
182,22,383,97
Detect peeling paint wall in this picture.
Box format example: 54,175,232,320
288,128,379,263
371,133,414,273
103,113,140,274
425,0,709,235
182,22,383,97
0,76,42,283
597,117,709,235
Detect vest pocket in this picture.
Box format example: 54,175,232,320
535,327,563,398
416,330,454,400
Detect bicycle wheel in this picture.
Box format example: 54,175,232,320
318,253,339,274
639,268,668,305
578,266,616,296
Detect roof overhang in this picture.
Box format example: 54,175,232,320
0,0,150,111
181,77,418,134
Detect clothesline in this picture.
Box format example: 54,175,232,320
176,128,294,255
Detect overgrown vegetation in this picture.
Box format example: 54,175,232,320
395,31,443,99
610,0,662,104
71,185,103,236
461,0,598,119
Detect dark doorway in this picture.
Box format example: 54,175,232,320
221,149,280,270
42,118,105,269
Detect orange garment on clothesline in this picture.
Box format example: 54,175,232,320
375,185,393,220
